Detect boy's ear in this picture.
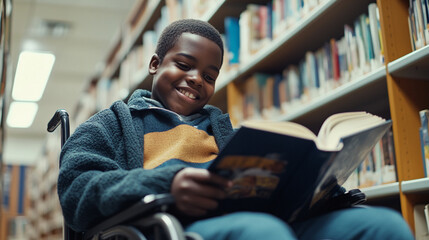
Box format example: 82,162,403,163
149,54,160,75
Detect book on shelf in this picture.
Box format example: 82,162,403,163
408,0,429,50
226,2,388,124
368,3,383,65
419,109,429,177
208,111,391,222
356,127,398,189
426,204,429,234
414,203,429,240
224,17,240,66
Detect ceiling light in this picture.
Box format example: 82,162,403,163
31,19,71,38
6,102,38,128
12,51,55,101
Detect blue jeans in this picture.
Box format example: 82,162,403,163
185,206,414,240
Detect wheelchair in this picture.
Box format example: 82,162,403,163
48,109,196,240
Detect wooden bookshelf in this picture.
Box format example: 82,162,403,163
388,45,429,80
101,0,164,80
378,0,429,232
214,0,376,92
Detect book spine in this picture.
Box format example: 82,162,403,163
330,38,340,85
425,204,429,233
368,3,382,66
419,128,428,177
415,0,426,46
224,17,241,66
419,109,429,177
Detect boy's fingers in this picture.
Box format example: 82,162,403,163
176,173,227,199
180,168,231,187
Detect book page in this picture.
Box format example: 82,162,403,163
242,120,317,141
317,112,385,150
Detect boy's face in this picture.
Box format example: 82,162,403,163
149,32,222,116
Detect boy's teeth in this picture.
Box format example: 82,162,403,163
179,89,196,99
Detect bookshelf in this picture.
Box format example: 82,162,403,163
25,132,63,240
35,0,429,236
389,45,429,80
377,0,429,232
0,0,13,239
361,182,400,199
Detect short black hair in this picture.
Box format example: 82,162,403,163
155,19,224,65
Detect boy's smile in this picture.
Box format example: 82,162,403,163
149,32,223,116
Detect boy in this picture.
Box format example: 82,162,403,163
58,19,414,239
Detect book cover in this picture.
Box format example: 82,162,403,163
208,112,392,222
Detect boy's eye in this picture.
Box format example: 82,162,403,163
203,73,216,82
176,62,191,71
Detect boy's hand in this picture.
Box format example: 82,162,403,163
171,167,232,217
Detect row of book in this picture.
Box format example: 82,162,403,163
342,128,397,190
165,0,215,22
419,109,429,177
118,7,168,97
224,0,324,67
96,6,168,114
224,2,384,72
228,3,384,124
408,0,429,50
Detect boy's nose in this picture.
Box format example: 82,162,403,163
186,71,203,88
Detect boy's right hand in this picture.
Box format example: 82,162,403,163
171,167,232,217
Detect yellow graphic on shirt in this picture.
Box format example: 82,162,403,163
143,124,219,169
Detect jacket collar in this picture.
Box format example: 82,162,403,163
127,89,223,117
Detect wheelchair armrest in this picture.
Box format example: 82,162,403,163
83,193,175,239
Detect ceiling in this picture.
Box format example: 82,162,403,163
3,0,137,165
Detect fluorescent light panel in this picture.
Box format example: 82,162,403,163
7,102,39,128
12,51,55,101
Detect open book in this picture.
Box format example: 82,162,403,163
208,112,392,222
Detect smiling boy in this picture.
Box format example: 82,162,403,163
58,19,414,240
58,19,234,233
